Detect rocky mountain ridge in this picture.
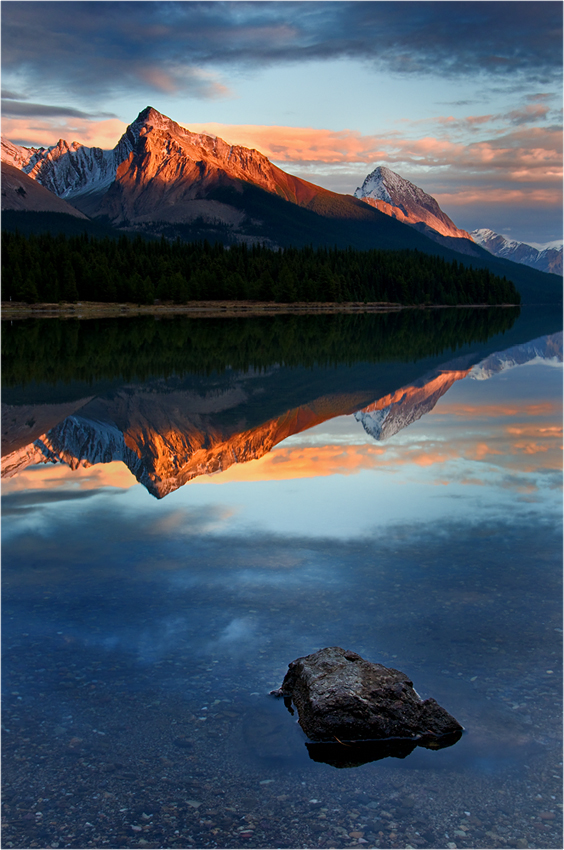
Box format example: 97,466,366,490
1,106,376,229
471,228,562,276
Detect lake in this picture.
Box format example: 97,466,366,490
2,307,562,850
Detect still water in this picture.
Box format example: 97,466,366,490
2,309,562,850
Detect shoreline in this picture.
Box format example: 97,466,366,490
0,300,519,320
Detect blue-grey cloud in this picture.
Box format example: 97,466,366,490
1,99,117,119
1,88,28,100
1,1,561,107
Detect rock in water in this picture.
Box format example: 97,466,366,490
271,646,463,745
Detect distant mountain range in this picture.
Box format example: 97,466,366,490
1,106,562,301
471,228,562,276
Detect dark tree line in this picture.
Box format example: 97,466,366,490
2,230,521,306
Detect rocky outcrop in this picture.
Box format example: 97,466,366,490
271,647,463,746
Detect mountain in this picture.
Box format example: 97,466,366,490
2,107,562,303
1,162,89,218
354,166,477,251
471,229,563,276
1,129,134,210
0,375,382,498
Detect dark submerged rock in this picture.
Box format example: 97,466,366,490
271,646,463,747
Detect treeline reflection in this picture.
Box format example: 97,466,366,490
2,307,520,388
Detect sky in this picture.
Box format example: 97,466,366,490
1,1,563,244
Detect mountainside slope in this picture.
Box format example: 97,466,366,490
1,162,89,218
472,228,563,276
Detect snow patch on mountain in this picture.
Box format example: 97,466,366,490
528,239,563,251
1,137,43,169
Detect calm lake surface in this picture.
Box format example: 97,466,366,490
2,308,562,850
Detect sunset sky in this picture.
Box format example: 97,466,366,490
1,1,562,244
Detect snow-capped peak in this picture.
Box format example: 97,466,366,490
354,164,447,221
354,166,411,206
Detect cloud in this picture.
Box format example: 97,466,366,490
182,120,562,215
506,103,551,125
1,88,28,100
1,1,561,107
1,100,117,119
184,120,562,175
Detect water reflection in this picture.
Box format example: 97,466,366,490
305,730,464,769
2,310,562,850
2,321,561,499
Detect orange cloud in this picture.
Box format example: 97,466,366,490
513,442,550,455
409,449,457,467
185,121,388,164
434,402,560,418
506,423,563,438
2,117,128,149
184,121,562,179
472,443,503,460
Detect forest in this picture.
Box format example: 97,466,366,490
1,230,521,306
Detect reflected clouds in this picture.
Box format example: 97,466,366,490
1,459,139,495
1,487,111,516
147,505,237,536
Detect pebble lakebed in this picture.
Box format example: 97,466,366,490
2,634,562,850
